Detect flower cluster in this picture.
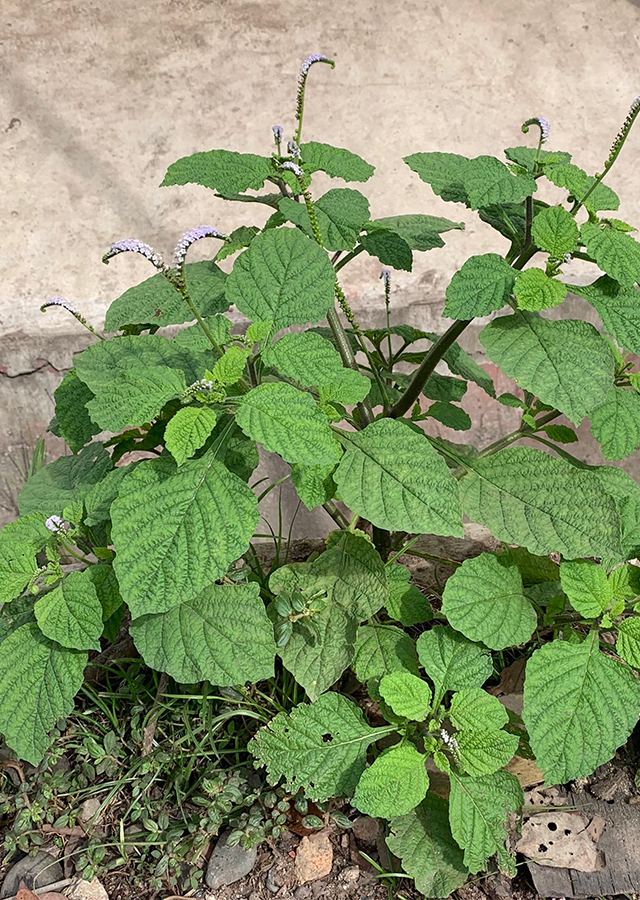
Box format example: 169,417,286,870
298,53,332,82
280,160,304,179
172,226,224,270
45,515,66,533
607,95,640,168
102,239,167,271
380,269,391,290
272,125,284,145
41,297,80,316
521,116,550,144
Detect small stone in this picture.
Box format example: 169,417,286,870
340,866,360,885
0,852,63,899
67,878,109,900
266,865,284,893
351,817,379,847
295,831,333,885
205,830,258,890
78,797,102,823
294,886,312,900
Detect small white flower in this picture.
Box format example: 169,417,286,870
45,515,66,533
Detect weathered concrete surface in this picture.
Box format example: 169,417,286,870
2,0,640,529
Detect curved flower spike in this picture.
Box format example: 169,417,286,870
171,226,225,270
280,160,304,179
521,116,550,144
380,269,391,290
298,54,334,83
272,124,284,145
41,296,104,339
102,238,168,271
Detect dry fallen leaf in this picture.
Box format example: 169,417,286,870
516,810,605,871
16,887,66,900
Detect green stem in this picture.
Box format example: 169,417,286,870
323,499,350,530
334,246,365,272
177,285,223,357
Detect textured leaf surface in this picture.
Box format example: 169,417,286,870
544,163,619,213
417,626,493,696
264,331,369,402
448,770,523,873
426,402,471,431
111,452,259,617
379,671,432,720
581,221,640,288
250,693,383,802
569,276,640,355
531,206,579,258
212,346,250,385
34,570,103,652
312,530,389,621
442,553,536,650
105,261,228,331
18,444,112,517
560,559,612,618
237,383,341,465
130,583,275,684
86,365,186,432
386,564,432,626
0,514,50,604
353,625,418,682
334,419,463,536
514,268,566,311
83,463,139,526
0,622,86,765
165,406,218,466
172,314,232,351
300,141,375,182
359,229,413,271
354,744,429,817
279,189,370,251
225,228,336,329
423,373,467,403
590,387,640,460
444,254,516,319
373,214,465,250
616,617,640,667
387,795,468,898
53,371,99,453
523,634,640,783
449,688,509,733
460,447,622,558
480,311,613,425
161,149,274,194
442,342,496,397
455,730,519,777
290,463,337,509
87,564,123,622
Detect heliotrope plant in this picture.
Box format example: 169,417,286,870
3,54,640,896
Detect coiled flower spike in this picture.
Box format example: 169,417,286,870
102,238,168,272
521,116,550,145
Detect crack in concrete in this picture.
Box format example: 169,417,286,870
0,360,66,379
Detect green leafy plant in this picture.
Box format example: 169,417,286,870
3,55,640,896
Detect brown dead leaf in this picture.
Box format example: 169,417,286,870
15,879,66,900
505,755,544,787
488,657,526,696
295,830,333,884
515,810,605,871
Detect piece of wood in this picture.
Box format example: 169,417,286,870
527,789,640,897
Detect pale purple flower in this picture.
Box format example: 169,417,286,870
45,515,66,533
299,54,332,82
102,239,167,271
380,269,391,290
287,140,301,161
281,161,304,179
537,117,551,143
272,125,284,144
41,297,79,316
171,226,224,269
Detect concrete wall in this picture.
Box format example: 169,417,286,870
2,0,640,530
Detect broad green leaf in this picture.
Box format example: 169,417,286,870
0,622,86,765
590,387,640,460
0,595,36,643
455,730,519,777
372,214,465,251
480,310,613,425
312,531,388,620
85,365,186,432
87,564,123,622
161,149,274,194
105,261,228,331
334,419,463,536
318,370,371,405
609,563,640,603
290,463,337,510
502,546,559,585
559,559,612,618
442,553,536,650
404,152,471,203
250,692,385,802
569,276,640,355
279,189,370,251
427,402,472,431
442,341,496,397
84,463,139,526
211,345,249,385
111,452,259,617
544,424,578,443
449,688,509,733
225,228,336,329
165,406,218,467
523,633,640,782
544,163,619,214
353,625,419,682
245,320,273,344
423,373,467,403
616,617,640,667
448,770,523,874
531,206,579,258
172,315,233,351
460,447,622,559
130,583,275,684
354,744,429,817
514,268,567,311
386,564,432,626
359,229,413,271
504,146,571,172
379,671,432,720
236,383,342,465
417,626,493,697
387,795,468,899
217,420,260,482
215,225,259,262
18,444,112,517
300,141,375,182
34,570,103,652
581,221,640,288
444,253,516,319
0,514,51,604
53,371,99,454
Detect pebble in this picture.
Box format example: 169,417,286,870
340,866,360,885
266,865,284,893
78,798,102,823
0,852,63,899
351,817,380,847
205,830,258,890
294,886,312,900
67,878,109,900
294,831,333,885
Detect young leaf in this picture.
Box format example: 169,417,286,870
0,622,86,765
441,342,496,397
449,688,509,733
279,188,370,251
543,424,578,444
210,345,249,385
544,163,619,214
386,564,432,627
559,559,612,618
442,553,536,650
300,141,375,182
215,225,259,262
405,153,536,209
34,570,103,652
165,407,218,467
460,447,622,559
609,563,640,603
334,418,463,536
530,206,579,258
480,311,613,425
569,276,640,355
422,373,467,403
130,582,275,684
353,625,419,682
353,744,429,818
18,444,112,517
448,770,523,874
290,463,337,510
85,365,187,432
161,149,274,194
504,147,571,171
523,633,640,782
236,383,342,466
444,253,516,319
416,626,493,696
312,530,388,620
590,387,640,460
379,671,432,720
616,617,640,667
53,371,100,454
514,268,567,311
426,402,472,431
111,452,259,617
581,221,640,288
249,693,384,802
0,514,51,604
225,228,336,329
455,730,519,777
359,229,413,271
387,795,468,898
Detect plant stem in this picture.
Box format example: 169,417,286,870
178,286,223,357
323,499,350,530
334,246,365,271
326,309,375,427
